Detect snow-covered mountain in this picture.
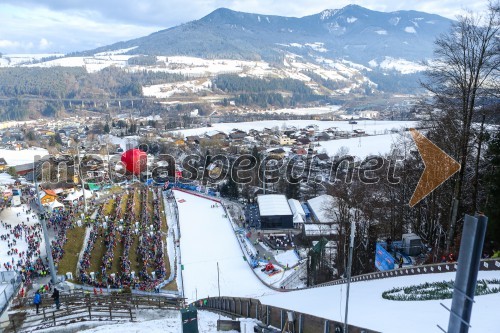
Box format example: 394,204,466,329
0,5,453,96
78,5,452,66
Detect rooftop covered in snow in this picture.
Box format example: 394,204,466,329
307,194,336,223
257,194,293,217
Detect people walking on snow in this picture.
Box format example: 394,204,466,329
33,290,41,314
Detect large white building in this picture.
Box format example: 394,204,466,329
257,194,293,229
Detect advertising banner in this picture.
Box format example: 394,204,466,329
375,243,395,271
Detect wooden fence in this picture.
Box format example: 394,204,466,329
196,296,379,333
1,292,183,333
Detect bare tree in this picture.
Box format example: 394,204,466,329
422,2,500,251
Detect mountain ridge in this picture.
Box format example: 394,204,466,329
76,5,452,65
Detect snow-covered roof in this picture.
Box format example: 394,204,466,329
307,194,335,223
288,198,306,224
303,223,338,236
44,200,64,209
0,173,15,185
63,189,92,201
257,194,292,217
206,130,224,137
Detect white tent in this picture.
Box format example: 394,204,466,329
288,199,306,226
63,189,93,201
43,200,65,211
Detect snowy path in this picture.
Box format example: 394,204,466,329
258,270,500,333
0,205,46,269
174,190,274,302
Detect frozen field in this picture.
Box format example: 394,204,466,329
174,190,273,302
258,270,500,333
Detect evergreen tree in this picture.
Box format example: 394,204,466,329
220,177,239,199
286,178,300,200
104,122,110,134
54,132,63,145
26,130,36,141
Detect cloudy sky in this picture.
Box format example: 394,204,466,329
0,0,490,54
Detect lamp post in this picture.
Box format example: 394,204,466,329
33,161,58,284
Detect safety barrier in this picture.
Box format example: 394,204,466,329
173,187,221,203
196,296,379,333
309,258,500,289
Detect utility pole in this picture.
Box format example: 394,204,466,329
76,145,88,213
217,262,221,321
262,152,266,195
34,161,58,284
344,221,355,333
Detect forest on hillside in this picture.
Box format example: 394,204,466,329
0,67,186,100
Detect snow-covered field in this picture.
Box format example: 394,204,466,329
316,133,405,158
275,250,300,267
264,106,341,115
174,120,414,137
369,56,427,74
259,270,500,333
143,79,212,98
0,147,48,166
0,53,64,67
174,190,273,302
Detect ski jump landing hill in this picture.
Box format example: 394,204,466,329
173,189,274,302
172,189,500,333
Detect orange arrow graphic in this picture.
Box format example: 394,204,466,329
409,129,461,207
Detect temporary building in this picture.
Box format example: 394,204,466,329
257,194,293,229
